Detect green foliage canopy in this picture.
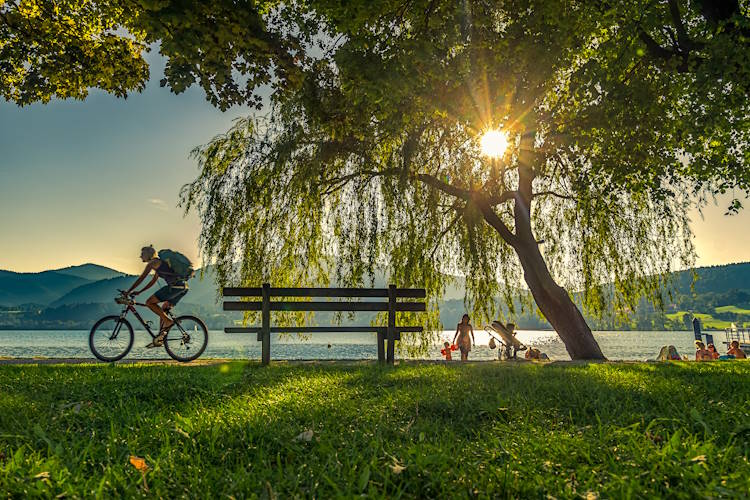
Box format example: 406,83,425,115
180,0,734,349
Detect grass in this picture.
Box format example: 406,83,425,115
1,361,750,498
665,311,734,329
714,305,750,316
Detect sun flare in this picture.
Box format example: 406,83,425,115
480,129,509,158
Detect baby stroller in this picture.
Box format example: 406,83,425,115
485,321,527,360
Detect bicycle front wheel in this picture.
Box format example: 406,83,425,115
89,316,134,362
164,315,208,362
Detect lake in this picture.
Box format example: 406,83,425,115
0,329,728,361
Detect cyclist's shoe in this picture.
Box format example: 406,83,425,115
145,331,167,348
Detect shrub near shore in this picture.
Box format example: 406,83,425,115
1,361,749,497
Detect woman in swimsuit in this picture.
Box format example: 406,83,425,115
452,314,475,361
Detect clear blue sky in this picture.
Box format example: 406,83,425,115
0,55,249,274
0,55,748,274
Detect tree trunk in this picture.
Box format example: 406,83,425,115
503,154,605,360
513,236,606,360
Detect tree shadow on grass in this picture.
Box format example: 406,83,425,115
2,361,750,497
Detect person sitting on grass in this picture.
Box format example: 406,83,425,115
695,340,712,361
656,345,683,361
452,314,475,361
728,340,747,359
525,347,541,360
525,347,550,361
125,245,193,348
707,343,720,360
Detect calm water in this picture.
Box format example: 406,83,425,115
0,329,727,361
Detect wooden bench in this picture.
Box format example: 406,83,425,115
222,284,426,365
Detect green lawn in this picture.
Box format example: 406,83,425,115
715,305,750,316
666,311,734,329
2,361,750,498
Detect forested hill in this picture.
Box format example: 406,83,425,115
670,262,750,294
1,261,750,330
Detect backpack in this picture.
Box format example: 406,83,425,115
158,249,195,280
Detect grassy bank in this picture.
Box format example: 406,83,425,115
1,361,749,498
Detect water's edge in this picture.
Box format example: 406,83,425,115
0,330,719,361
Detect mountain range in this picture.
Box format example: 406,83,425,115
1,262,750,330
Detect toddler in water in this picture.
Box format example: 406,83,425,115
441,341,457,361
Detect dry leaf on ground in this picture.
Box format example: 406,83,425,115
295,430,314,442
389,462,406,474
129,455,149,472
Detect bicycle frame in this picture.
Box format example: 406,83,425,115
118,301,176,339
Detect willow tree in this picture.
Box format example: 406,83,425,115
180,1,703,360
4,1,748,359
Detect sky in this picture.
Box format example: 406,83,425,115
1,56,749,275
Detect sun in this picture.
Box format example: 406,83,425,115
480,129,509,158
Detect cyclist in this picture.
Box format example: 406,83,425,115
125,245,193,348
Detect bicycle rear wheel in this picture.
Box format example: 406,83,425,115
163,315,208,362
89,316,134,362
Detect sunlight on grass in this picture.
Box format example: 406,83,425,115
1,362,749,497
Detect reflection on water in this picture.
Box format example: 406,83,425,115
0,329,714,361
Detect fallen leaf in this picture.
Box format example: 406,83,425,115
390,462,406,475
129,456,150,491
585,492,599,500
34,471,50,480
691,455,707,463
174,427,190,439
295,430,314,442
129,455,149,472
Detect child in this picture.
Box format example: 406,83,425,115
440,341,456,361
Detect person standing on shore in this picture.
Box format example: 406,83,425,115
452,314,475,361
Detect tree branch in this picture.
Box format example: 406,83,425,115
415,173,471,200
473,198,518,247
637,27,676,62
486,190,517,206
415,173,517,246
667,0,692,49
429,211,462,259
318,168,400,197
533,190,576,201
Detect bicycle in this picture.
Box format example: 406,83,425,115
89,289,208,362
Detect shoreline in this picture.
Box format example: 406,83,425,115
1,357,743,366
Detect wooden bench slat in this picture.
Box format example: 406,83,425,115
222,287,426,298
223,301,426,312
224,326,423,334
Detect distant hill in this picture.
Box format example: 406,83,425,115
50,270,222,307
52,263,125,282
669,262,750,294
0,270,91,306
50,276,135,307
4,260,750,330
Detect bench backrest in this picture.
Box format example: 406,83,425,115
222,284,425,364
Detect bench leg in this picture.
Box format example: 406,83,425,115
377,331,385,363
